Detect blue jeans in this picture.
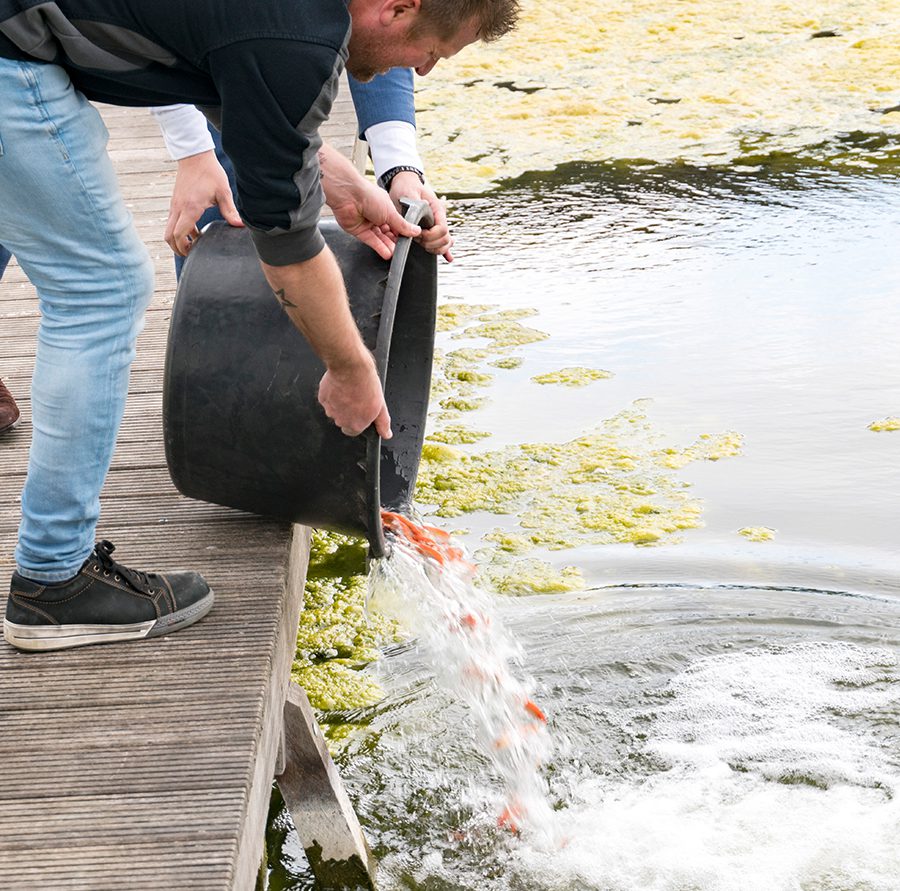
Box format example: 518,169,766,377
0,57,154,581
0,243,10,279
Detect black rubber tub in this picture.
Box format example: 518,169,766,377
163,205,437,558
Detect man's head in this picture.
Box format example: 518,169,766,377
347,0,519,82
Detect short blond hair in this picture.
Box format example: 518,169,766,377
415,0,520,42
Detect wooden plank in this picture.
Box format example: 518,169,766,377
233,528,311,889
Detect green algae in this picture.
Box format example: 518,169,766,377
421,441,465,464
869,416,900,432
439,395,487,412
293,660,384,712
430,409,465,426
458,318,550,350
291,530,399,712
428,351,454,401
655,431,744,469
426,424,492,445
490,356,524,370
532,366,614,386
415,406,742,576
481,557,585,596
481,530,534,554
447,368,493,385
739,526,777,542
445,347,492,365
436,302,496,332
305,530,368,579
480,308,540,322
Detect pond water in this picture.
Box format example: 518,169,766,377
433,163,900,592
265,163,899,889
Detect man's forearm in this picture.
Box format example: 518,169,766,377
260,246,369,370
260,246,390,437
318,142,369,209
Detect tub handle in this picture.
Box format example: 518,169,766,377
366,197,434,558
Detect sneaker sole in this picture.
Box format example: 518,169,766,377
0,417,21,435
3,590,214,652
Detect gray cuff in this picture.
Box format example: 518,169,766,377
249,225,326,266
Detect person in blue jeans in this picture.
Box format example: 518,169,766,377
0,0,517,652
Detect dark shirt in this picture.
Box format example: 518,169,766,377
0,0,351,263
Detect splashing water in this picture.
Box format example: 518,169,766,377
502,638,900,891
369,512,559,841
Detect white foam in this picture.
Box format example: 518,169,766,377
510,641,900,890
511,769,900,890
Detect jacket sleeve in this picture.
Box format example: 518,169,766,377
206,38,346,266
348,67,415,135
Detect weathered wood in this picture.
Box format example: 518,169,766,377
0,75,369,890
277,683,377,891
232,526,311,889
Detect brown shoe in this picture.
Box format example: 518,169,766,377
0,379,20,435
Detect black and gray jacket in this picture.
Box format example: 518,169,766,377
0,0,350,264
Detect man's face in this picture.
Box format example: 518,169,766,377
347,14,482,82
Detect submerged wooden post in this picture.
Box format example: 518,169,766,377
276,682,378,890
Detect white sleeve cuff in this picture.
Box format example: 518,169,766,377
363,121,424,182
149,104,216,160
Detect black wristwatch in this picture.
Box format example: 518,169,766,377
377,165,425,191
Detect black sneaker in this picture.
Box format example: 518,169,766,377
4,540,214,651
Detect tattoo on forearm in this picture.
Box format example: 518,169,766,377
274,288,297,309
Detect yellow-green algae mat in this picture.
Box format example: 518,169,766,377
292,302,744,716
413,0,900,192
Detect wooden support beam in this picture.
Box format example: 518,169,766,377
276,682,377,891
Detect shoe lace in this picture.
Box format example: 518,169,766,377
94,540,155,595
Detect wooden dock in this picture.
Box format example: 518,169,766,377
1,83,367,888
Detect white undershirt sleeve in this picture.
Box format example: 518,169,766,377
149,104,215,161
150,106,426,183
363,120,425,182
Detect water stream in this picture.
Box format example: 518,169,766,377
265,164,899,889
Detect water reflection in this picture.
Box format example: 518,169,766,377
436,164,900,574
264,164,900,888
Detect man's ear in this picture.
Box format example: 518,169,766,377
377,0,421,28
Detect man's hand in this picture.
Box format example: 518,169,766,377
388,172,454,262
164,150,244,257
319,144,420,260
319,354,392,438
